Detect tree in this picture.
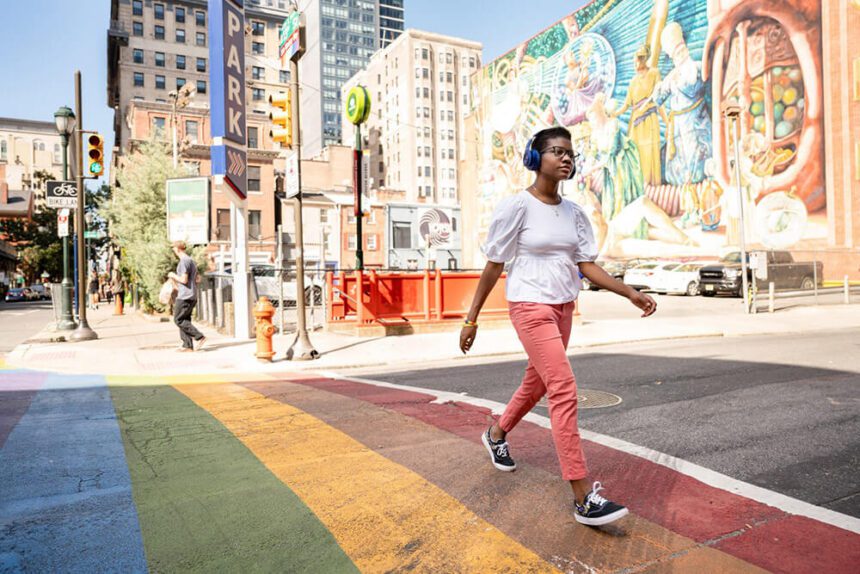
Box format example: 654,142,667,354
102,139,206,312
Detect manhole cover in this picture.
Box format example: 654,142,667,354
538,389,622,409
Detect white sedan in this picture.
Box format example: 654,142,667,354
623,262,679,291
650,263,705,296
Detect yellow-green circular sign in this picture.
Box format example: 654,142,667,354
346,86,371,125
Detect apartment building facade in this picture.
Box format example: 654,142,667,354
297,0,404,158
0,117,65,211
107,0,292,264
341,29,481,207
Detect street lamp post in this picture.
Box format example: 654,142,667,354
722,100,751,314
54,106,77,331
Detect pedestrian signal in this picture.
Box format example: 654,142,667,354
87,134,104,177
268,92,292,147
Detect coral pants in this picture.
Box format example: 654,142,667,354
498,301,587,480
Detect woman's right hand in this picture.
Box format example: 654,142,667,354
459,325,478,354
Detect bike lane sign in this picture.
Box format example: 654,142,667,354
46,180,78,209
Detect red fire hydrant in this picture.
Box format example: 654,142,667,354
254,296,276,362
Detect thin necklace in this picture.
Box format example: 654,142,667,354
527,185,562,216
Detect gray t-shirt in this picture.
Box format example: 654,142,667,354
176,254,198,301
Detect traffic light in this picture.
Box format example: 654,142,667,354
268,91,292,148
87,133,104,177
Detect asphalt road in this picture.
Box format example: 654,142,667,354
0,300,54,354
356,330,860,518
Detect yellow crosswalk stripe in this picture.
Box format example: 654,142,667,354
178,382,560,573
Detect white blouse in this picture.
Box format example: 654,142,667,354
482,190,598,304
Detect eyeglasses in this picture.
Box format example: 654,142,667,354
541,146,578,160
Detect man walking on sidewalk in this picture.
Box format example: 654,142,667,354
168,241,206,352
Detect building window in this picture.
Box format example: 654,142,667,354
134,72,144,87
155,52,165,67
196,11,205,26
196,32,206,46
152,116,166,135
320,208,329,223
252,88,265,101
155,75,165,89
248,210,262,239
176,55,186,70
175,6,185,23
251,21,265,36
185,120,199,143
154,3,164,19
176,77,186,89
176,28,185,43
196,80,207,94
196,58,206,72
216,209,230,240
422,48,429,59
279,70,289,84
424,166,431,177
392,222,411,249
1,139,7,161
133,49,144,64
366,234,377,251
347,234,357,251
133,21,143,36
53,143,62,164
155,25,165,39
252,42,264,55
248,166,261,192
132,0,142,16
252,66,264,80
247,126,258,149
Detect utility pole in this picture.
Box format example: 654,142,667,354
723,101,751,314
70,70,97,341
287,41,318,360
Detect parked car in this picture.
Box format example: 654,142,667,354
698,250,823,297
582,259,646,291
623,262,679,292
5,288,29,302
27,284,50,300
650,262,707,296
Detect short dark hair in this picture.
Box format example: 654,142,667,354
172,240,187,252
532,126,571,152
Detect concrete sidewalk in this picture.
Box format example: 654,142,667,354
7,299,860,376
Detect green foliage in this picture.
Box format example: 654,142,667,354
102,139,206,312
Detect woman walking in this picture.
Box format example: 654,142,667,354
460,126,657,526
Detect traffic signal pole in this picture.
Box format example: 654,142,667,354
286,48,318,361
70,70,97,342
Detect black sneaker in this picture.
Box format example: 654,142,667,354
481,427,516,472
574,482,629,526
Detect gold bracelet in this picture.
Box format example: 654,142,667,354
463,319,478,327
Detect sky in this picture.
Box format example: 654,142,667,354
0,0,585,182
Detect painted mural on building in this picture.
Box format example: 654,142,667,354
470,0,827,263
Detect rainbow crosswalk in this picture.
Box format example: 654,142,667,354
1,362,857,572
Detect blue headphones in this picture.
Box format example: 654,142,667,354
522,135,576,179
522,137,542,171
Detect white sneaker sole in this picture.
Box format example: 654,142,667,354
575,507,629,526
481,432,516,472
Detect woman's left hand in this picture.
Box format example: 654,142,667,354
629,290,657,317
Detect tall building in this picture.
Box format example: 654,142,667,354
107,0,292,264
378,0,404,48
0,117,64,211
341,29,482,206
297,0,405,158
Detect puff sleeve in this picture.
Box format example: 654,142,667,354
481,194,526,264
571,203,598,264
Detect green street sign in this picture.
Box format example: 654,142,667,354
345,85,371,125
84,230,106,239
